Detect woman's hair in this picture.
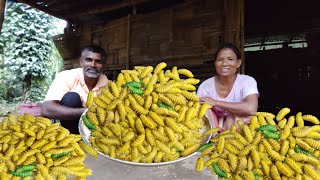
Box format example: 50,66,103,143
214,43,241,60
81,44,107,61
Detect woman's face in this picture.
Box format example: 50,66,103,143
214,48,241,77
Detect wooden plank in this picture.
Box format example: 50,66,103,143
118,57,127,65
172,46,201,57
201,0,222,12
130,34,149,48
89,18,127,34
105,64,126,70
205,31,223,39
191,28,202,45
129,48,141,56
119,49,127,59
203,24,223,33
109,42,127,51
202,13,223,27
143,44,160,59
129,55,208,66
78,34,91,51
160,43,173,57
203,36,221,54
173,7,194,21
106,52,115,65
143,12,172,34
102,33,114,44
113,31,126,44
149,34,170,45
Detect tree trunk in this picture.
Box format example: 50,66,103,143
0,0,6,32
22,74,31,103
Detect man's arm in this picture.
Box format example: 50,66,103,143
41,100,86,120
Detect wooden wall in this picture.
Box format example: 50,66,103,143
64,0,243,82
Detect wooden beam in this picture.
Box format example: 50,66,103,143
41,0,71,8
67,0,150,18
0,0,5,32
15,0,71,22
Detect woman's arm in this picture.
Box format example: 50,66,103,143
41,100,86,120
199,94,259,116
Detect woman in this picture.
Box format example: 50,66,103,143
197,43,259,130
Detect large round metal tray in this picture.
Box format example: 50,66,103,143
79,109,212,166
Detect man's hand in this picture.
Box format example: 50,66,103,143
41,100,86,121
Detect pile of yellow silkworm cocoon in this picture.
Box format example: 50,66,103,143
0,113,93,179
83,62,212,163
195,107,320,180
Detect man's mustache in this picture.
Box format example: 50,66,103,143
86,68,101,73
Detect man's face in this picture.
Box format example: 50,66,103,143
80,50,105,79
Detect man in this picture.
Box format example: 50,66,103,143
41,45,109,134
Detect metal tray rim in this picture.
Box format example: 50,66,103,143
79,109,212,167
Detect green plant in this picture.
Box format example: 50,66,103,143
0,3,64,103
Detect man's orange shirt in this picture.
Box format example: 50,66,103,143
44,68,109,107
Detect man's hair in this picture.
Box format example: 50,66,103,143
214,43,241,60
80,45,107,61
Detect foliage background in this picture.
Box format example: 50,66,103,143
0,3,64,115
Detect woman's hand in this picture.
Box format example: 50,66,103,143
199,97,218,107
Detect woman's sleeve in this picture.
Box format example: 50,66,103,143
242,76,259,98
196,83,206,98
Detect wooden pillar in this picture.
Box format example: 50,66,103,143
223,0,244,73
239,0,245,74
222,0,228,43
126,14,131,69
0,0,6,33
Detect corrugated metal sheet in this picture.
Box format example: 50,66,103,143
245,33,306,45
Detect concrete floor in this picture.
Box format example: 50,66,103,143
84,154,218,180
